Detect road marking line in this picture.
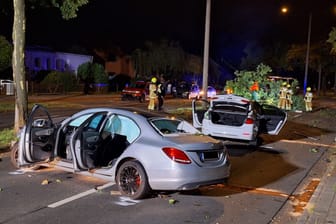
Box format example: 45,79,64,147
48,182,115,208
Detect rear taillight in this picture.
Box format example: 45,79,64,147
162,147,191,164
245,118,254,124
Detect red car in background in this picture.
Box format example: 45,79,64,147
121,81,149,102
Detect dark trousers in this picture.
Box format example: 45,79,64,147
158,95,164,110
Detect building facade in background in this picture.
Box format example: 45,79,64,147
25,46,93,77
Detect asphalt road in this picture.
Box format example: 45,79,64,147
1,93,336,224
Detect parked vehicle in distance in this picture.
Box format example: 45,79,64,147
206,86,217,98
188,84,201,99
172,81,190,98
0,79,14,95
121,81,149,102
189,85,217,99
11,104,231,199
0,79,13,90
0,79,13,86
192,94,287,146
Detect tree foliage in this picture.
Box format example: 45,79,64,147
26,0,89,19
287,41,336,95
41,71,76,93
240,40,290,73
51,0,89,19
225,63,303,110
0,35,13,72
226,63,272,100
327,27,336,54
132,40,202,78
77,62,107,84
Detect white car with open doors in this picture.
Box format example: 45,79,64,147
192,94,287,146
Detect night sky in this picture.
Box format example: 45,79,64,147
1,0,336,61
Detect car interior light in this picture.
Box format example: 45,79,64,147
162,147,191,164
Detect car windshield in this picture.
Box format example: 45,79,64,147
150,118,200,135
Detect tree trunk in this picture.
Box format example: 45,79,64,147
322,74,327,96
12,0,28,133
317,63,321,96
334,72,336,95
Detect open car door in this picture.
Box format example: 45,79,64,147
258,104,287,135
70,112,108,171
192,99,209,128
18,104,55,166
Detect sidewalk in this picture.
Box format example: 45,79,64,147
297,148,336,223
297,96,336,223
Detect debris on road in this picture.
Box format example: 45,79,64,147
168,198,177,205
41,179,50,185
309,148,319,153
110,190,121,195
114,196,140,206
290,178,320,216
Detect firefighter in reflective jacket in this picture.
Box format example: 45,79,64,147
278,82,287,110
250,81,259,101
148,77,157,111
304,87,313,112
286,84,293,110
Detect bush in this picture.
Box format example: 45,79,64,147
41,71,77,93
77,62,108,93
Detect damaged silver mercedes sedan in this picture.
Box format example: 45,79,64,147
11,104,230,199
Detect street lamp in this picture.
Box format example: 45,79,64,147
281,6,312,94
202,0,211,99
303,13,312,94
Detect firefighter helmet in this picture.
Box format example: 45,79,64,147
282,82,287,86
151,77,157,83
307,87,311,92
287,84,291,88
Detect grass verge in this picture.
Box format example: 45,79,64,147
0,128,17,153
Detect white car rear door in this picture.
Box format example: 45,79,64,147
192,99,209,128
259,104,287,135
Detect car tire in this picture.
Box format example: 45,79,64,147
10,141,19,168
116,160,151,199
249,137,263,147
